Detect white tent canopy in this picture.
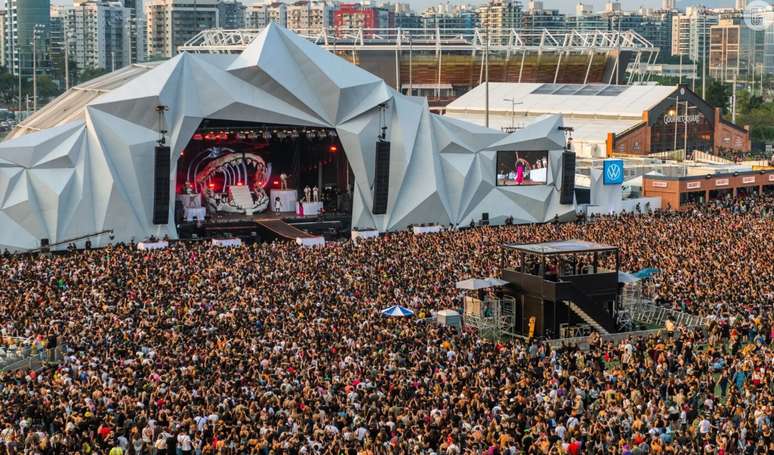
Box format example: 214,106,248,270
456,278,509,290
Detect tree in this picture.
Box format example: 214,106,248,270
78,67,110,84
705,79,731,114
36,75,59,98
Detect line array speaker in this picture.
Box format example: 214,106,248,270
152,145,171,224
372,141,390,215
560,151,576,205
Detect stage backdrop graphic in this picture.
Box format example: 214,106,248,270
603,159,625,185
496,151,549,186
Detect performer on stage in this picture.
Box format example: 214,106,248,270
515,156,529,185
312,186,319,203
274,197,282,213
280,173,288,190
304,186,311,202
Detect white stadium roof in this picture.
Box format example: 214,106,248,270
446,83,678,120
444,82,678,158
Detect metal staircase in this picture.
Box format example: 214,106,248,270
564,301,610,335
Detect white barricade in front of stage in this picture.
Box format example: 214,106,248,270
296,236,325,247
297,201,323,216
211,238,242,247
137,241,169,250
184,207,206,221
412,225,443,235
351,230,379,242
270,189,298,212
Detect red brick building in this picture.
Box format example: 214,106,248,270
608,85,750,157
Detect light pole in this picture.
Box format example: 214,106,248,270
64,32,70,90
668,87,685,153
503,97,522,130
683,102,697,157
484,23,490,128
31,24,45,112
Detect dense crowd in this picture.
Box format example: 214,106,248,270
0,194,773,454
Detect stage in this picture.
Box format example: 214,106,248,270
177,209,351,242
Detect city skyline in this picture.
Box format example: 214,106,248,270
45,0,741,16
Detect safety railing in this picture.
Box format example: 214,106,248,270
629,302,706,328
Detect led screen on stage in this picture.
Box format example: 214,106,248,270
496,151,549,186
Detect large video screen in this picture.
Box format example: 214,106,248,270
496,151,549,186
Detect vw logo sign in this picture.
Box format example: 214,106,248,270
606,164,621,180
603,159,624,185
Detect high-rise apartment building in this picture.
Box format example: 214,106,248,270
144,0,219,59
4,0,50,76
521,1,565,39
421,3,476,31
218,0,245,29
286,0,330,34
476,0,521,31
0,10,6,68
671,7,718,60
65,0,134,72
709,16,765,83
245,2,287,29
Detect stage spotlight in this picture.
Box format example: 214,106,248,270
247,131,257,140
192,133,203,140
262,130,272,140
329,145,338,153
328,130,337,138
290,130,300,140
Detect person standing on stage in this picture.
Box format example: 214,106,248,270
312,186,319,203
280,173,288,190
274,197,282,213
304,186,311,202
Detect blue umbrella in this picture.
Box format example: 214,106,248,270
381,305,415,317
632,268,660,280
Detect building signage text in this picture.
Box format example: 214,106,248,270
686,181,701,190
742,176,756,184
664,112,703,125
652,181,668,188
716,178,729,186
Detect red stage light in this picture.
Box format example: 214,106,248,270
208,183,215,189
192,134,203,141
329,145,338,153
273,180,279,186
237,181,243,186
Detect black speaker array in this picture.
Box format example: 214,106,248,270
152,145,171,224
559,151,576,205
372,141,390,215
481,212,489,226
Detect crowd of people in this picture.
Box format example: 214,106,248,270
0,193,772,454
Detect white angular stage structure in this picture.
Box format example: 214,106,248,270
0,24,575,251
